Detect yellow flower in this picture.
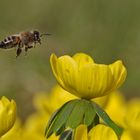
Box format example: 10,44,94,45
1,119,22,140
75,124,118,140
121,130,134,140
105,91,127,127
33,85,77,114
88,124,118,140
0,96,17,137
125,99,140,131
124,99,140,139
50,53,127,99
75,125,134,140
89,125,134,140
92,95,109,108
34,85,109,115
75,125,88,140
24,113,50,135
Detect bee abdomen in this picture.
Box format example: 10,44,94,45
0,36,16,49
0,41,7,49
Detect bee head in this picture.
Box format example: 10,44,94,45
33,30,41,44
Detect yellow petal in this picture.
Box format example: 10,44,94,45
125,99,140,131
105,91,126,127
92,94,109,108
121,130,133,140
88,124,118,140
34,85,77,114
50,54,65,88
75,125,88,140
76,64,113,99
73,53,94,69
109,60,127,90
56,55,78,94
0,96,17,137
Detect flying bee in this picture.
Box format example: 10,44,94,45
0,30,51,57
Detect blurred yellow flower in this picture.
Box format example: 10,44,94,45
34,85,109,116
125,99,140,131
92,95,109,108
24,113,50,135
105,91,127,127
121,130,134,140
1,119,22,140
46,134,59,140
75,125,88,140
75,124,134,140
23,110,58,140
0,96,17,137
124,99,140,139
21,131,47,140
88,124,118,140
34,85,77,114
50,53,127,99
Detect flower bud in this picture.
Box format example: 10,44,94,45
0,96,16,137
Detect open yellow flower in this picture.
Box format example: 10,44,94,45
50,53,127,99
0,96,17,137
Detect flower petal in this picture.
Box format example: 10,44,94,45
73,53,94,69
88,124,118,140
109,60,127,90
50,54,64,87
0,96,16,137
76,64,113,99
54,54,78,94
74,125,88,140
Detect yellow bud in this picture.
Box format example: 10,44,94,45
50,53,127,99
0,96,16,137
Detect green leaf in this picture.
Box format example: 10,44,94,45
87,114,99,131
84,101,96,126
66,99,85,128
59,130,73,140
45,108,60,138
92,102,123,139
56,124,65,136
52,100,78,133
45,100,75,138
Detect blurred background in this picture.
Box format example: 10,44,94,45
0,0,139,119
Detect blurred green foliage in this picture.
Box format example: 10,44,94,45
0,0,139,118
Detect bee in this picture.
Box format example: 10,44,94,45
0,30,51,57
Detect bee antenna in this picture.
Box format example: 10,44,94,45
40,33,51,37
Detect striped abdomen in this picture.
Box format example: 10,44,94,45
0,35,20,49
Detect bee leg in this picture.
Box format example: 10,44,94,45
25,46,33,55
25,46,28,52
16,42,22,58
33,42,36,48
28,46,33,49
16,47,22,58
24,46,28,56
